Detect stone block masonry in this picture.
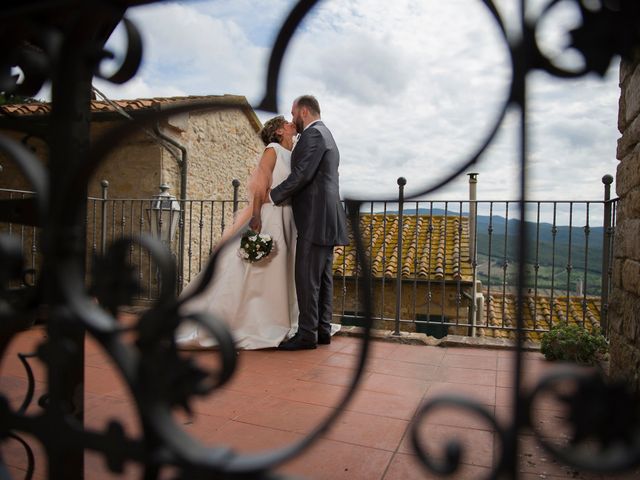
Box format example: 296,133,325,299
610,54,640,394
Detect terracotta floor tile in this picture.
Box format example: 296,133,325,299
189,388,264,419
297,364,369,388
423,382,496,406
498,351,554,371
84,364,131,398
399,423,495,468
1,346,48,384
366,357,439,381
360,372,430,398
271,379,350,408
321,352,360,370
444,346,500,358
269,346,339,364
497,355,517,371
236,351,316,377
85,351,113,369
84,394,142,438
5,463,46,480
234,396,333,434
222,369,298,396
347,387,422,421
278,437,393,480
442,352,498,370
497,369,517,388
388,344,446,366
521,350,547,361
496,386,515,407
0,375,47,414
176,411,233,444
3,325,624,480
497,359,578,389
339,339,401,359
323,335,357,350
202,419,302,453
417,402,499,431
383,452,492,480
495,405,516,429
436,366,497,386
1,432,47,476
323,410,409,451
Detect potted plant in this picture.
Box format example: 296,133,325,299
540,323,608,367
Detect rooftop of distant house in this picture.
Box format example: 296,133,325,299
0,94,262,132
333,213,473,282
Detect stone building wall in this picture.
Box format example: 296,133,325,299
610,55,640,394
334,279,472,334
0,97,265,297
166,106,264,286
89,122,162,199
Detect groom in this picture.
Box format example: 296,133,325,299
270,95,349,350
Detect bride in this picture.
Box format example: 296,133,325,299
176,116,299,349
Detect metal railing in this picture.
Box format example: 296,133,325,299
1,176,617,340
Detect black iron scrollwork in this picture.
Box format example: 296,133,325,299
528,368,640,473
1,0,640,479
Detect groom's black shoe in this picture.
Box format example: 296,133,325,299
278,334,317,351
318,332,331,345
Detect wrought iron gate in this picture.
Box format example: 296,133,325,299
1,1,640,478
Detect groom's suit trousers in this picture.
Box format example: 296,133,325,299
295,237,334,342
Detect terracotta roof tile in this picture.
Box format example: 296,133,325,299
333,213,472,282
0,94,262,132
0,94,253,116
476,293,602,341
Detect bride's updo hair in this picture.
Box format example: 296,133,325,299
260,115,286,146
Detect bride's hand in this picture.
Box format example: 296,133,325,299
249,215,262,233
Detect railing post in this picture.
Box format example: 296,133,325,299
600,174,613,334
394,177,406,336
101,179,109,255
468,172,478,336
232,178,240,214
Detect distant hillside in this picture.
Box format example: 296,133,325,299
376,208,606,275
474,216,604,273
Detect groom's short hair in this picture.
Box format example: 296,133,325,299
296,95,321,116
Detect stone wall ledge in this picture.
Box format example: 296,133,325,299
337,326,540,351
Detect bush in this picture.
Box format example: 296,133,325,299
540,323,608,366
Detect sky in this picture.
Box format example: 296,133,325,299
82,0,621,212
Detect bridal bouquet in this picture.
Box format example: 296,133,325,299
238,229,273,263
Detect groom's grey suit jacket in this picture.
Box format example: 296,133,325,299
270,121,348,246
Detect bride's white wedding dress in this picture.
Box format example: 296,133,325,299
176,142,298,349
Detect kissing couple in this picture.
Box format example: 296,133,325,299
176,95,349,351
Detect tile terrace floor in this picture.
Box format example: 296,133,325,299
2,322,639,480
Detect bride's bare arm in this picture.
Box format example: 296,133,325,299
249,147,277,232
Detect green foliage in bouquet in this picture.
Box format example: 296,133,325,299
540,323,608,366
238,229,273,263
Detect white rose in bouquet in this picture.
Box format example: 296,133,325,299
238,229,274,263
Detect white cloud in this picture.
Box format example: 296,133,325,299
58,0,621,209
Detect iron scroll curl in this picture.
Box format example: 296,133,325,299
1,0,640,478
